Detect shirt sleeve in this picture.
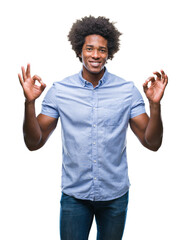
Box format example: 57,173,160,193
130,84,146,119
41,84,59,119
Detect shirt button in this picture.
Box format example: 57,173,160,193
93,142,96,145
93,124,96,127
94,160,96,163
93,107,96,110
94,177,97,180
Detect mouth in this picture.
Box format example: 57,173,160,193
89,61,101,67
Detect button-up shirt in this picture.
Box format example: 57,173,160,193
41,68,146,201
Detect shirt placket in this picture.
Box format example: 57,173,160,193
91,87,99,201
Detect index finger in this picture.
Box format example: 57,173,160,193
153,71,161,80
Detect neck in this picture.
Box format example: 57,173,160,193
82,66,105,87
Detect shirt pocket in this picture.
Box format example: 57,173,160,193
104,99,127,126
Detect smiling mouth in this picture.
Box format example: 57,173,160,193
89,61,101,67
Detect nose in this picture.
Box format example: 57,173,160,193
92,49,100,59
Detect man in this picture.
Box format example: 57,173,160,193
18,16,168,240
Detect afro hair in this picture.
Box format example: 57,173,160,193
68,16,122,62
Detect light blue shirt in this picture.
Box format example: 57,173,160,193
41,68,146,201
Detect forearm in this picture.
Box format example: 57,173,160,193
23,100,42,150
145,102,163,150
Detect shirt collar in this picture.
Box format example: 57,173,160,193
78,67,108,87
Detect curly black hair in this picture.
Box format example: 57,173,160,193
68,16,122,62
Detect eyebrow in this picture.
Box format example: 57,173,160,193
85,45,107,49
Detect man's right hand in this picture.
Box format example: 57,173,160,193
18,63,46,103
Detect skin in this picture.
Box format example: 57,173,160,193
18,34,168,151
18,64,58,150
130,70,168,151
79,35,108,87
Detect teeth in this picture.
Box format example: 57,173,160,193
90,62,100,67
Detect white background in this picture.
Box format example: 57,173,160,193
0,0,185,239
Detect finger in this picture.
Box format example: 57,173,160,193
164,74,168,86
40,82,46,91
149,76,156,83
32,74,42,82
18,73,24,86
143,77,154,91
21,66,27,81
26,63,31,78
143,80,148,92
146,76,156,84
160,69,165,83
32,75,46,89
153,71,161,81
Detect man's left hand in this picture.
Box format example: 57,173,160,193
143,70,168,104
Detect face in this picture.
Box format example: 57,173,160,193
79,34,108,77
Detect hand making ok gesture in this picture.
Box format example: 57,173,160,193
18,64,46,103
143,70,168,104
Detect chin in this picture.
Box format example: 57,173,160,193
90,69,102,74
87,66,105,75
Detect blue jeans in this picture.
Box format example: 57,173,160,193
60,191,129,240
